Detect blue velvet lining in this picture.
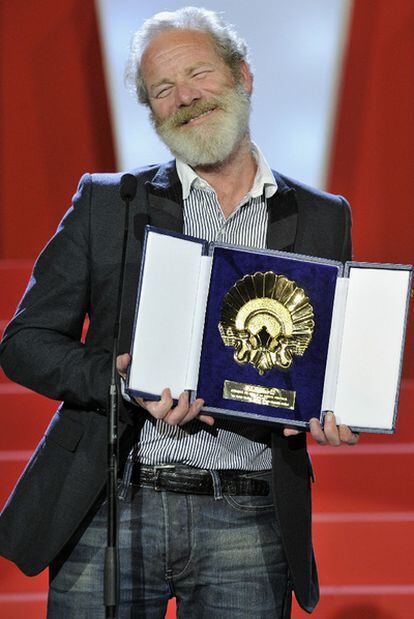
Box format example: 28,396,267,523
197,247,339,423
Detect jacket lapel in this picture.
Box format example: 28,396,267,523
145,161,184,233
266,171,298,252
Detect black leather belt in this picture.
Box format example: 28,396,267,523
130,464,270,496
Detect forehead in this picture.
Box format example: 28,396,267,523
141,28,226,82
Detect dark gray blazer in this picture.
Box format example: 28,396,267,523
0,161,351,613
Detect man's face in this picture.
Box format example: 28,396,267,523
140,29,253,167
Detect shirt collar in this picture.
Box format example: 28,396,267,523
176,143,278,201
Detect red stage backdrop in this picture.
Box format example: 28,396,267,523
1,1,414,618
0,0,116,259
327,0,414,377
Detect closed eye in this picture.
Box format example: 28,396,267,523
155,86,173,99
192,69,212,78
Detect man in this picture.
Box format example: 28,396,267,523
0,7,359,618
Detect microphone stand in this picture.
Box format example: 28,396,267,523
104,175,135,618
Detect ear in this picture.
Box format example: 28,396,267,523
239,60,253,94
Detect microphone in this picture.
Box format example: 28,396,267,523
120,173,137,202
105,172,137,617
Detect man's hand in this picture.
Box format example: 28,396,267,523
283,411,359,446
116,353,214,427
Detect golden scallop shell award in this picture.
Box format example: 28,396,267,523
127,227,412,434
218,272,315,409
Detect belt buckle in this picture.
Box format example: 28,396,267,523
153,464,175,491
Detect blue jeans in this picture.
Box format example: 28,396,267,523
47,470,291,618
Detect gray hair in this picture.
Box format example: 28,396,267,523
125,6,250,107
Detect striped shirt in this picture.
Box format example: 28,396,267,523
136,144,277,470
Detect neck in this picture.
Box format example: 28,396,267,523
193,137,257,218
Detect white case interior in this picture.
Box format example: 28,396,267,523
129,232,211,399
323,266,410,430
321,277,349,411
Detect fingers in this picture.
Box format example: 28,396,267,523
136,388,173,419
284,413,344,443
309,417,330,445
116,353,131,378
117,351,210,426
309,412,359,446
283,428,302,437
338,424,360,445
164,395,214,426
320,412,341,446
137,390,213,427
198,414,215,426
164,393,199,425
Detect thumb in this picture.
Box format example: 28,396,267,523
116,353,131,376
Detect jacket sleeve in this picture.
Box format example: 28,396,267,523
0,174,111,411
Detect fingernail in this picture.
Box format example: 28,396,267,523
325,412,334,421
161,389,171,402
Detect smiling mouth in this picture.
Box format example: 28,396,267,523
182,107,217,126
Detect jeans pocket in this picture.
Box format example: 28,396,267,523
223,493,275,512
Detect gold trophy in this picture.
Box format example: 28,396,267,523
218,271,315,409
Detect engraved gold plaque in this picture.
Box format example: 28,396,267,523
223,380,296,409
218,272,315,375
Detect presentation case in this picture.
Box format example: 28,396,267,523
126,227,412,433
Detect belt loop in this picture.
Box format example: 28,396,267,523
118,449,135,501
209,470,223,500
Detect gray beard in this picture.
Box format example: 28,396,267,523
151,84,251,167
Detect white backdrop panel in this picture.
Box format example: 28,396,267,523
96,0,351,188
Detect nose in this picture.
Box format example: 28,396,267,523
174,81,201,108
